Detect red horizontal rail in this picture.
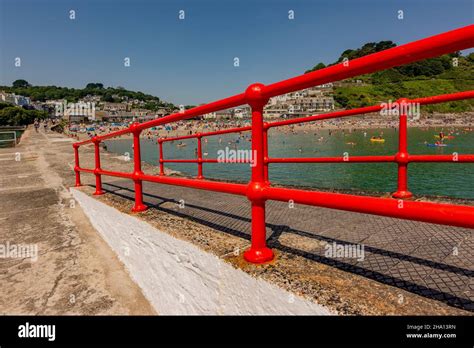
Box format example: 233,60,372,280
162,159,251,163
265,90,474,129
264,187,474,229
411,90,474,105
267,155,474,164
77,167,95,174
409,155,474,163
200,126,252,137
160,134,197,142
267,156,396,163
140,174,247,196
75,127,132,145
161,159,199,163
77,167,133,179
73,25,474,264
160,125,251,143
98,169,133,179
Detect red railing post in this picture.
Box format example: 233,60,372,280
131,123,147,212
392,98,413,199
92,137,104,195
158,138,165,176
73,144,81,187
243,83,274,264
263,123,270,185
197,134,203,179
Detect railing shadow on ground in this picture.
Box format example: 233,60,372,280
93,182,473,312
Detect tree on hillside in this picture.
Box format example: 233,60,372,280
86,83,104,89
12,79,31,88
0,106,47,126
305,41,397,74
305,40,469,79
102,93,115,102
305,62,326,74
337,41,396,62
396,57,450,77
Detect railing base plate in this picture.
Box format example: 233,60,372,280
244,247,274,264
131,204,148,213
392,191,413,199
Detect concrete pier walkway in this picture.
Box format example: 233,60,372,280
0,128,154,314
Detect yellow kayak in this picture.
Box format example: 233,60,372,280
370,138,385,143
434,135,455,140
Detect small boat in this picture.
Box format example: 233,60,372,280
176,142,187,147
370,137,385,143
426,143,448,147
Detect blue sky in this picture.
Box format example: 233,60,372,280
0,0,472,105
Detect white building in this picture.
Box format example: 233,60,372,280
0,91,31,106
264,85,335,119
203,106,251,120
101,102,128,112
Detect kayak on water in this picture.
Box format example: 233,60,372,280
426,143,449,147
370,137,385,143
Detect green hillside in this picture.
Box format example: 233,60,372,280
306,42,474,113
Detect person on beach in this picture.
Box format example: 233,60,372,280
34,120,40,133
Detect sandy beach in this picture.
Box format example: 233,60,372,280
67,111,474,142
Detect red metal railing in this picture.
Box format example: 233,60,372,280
73,25,474,263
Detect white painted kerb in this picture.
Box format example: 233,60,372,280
72,189,335,315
